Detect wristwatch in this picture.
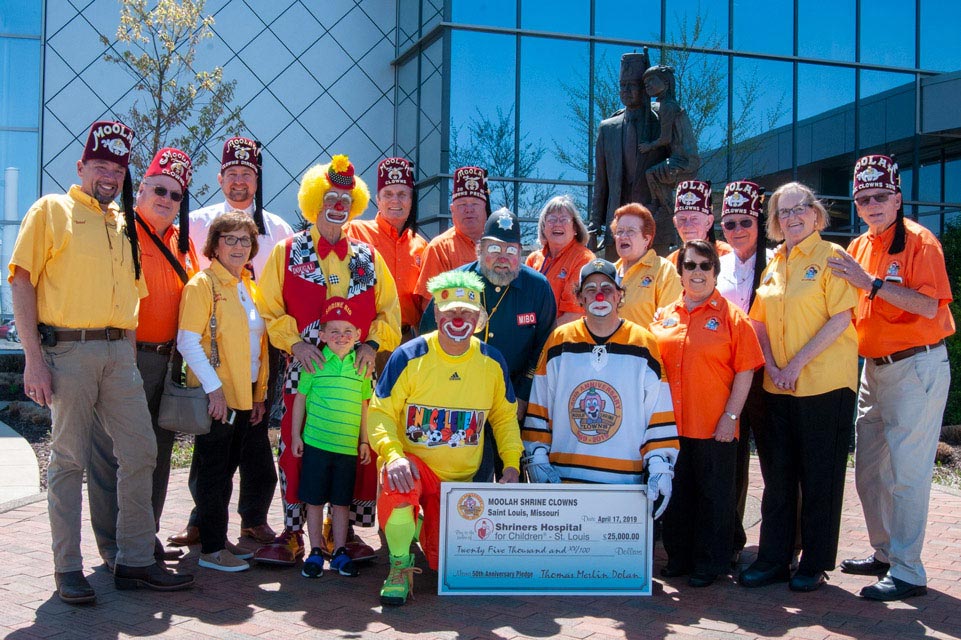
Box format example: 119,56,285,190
868,277,884,300
725,412,738,421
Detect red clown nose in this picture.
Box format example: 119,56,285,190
452,318,465,327
595,293,606,302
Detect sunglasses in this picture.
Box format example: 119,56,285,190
722,219,754,231
150,185,183,202
854,193,893,207
682,260,714,272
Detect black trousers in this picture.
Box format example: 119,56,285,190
754,388,855,575
194,410,253,554
662,436,738,576
733,370,766,552
187,346,281,529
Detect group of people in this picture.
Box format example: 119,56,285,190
10,118,953,609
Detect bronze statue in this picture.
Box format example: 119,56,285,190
590,50,662,261
640,65,700,253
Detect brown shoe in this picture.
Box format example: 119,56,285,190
240,523,277,544
167,525,199,547
114,562,195,591
55,571,96,604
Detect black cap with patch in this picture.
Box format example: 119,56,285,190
578,258,622,290
482,207,521,244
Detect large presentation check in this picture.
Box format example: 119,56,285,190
438,483,652,596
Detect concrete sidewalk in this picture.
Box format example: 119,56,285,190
0,463,959,640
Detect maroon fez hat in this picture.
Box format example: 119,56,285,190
82,120,135,168
853,154,900,195
145,147,192,191
452,166,488,203
321,296,358,326
674,180,712,215
377,157,414,192
221,137,259,173
722,181,763,218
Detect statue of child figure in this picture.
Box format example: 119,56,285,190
638,65,701,233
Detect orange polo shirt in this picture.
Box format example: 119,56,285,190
651,289,764,439
666,240,733,269
414,226,477,302
526,241,596,316
847,218,955,358
347,215,428,329
136,214,199,343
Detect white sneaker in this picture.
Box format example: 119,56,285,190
199,550,250,572
226,540,255,560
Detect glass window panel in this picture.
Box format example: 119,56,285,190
0,38,41,128
0,0,42,34
419,38,444,178
0,130,40,217
733,0,792,56
449,30,516,172
397,0,420,51
729,58,793,183
520,36,590,184
918,161,941,203
860,1,915,69
395,59,419,162
858,71,916,150
661,51,728,158
945,157,961,204
452,0,517,28
796,65,855,192
594,0,660,41
522,0,589,34
665,0,728,49
920,0,961,72
798,0,854,62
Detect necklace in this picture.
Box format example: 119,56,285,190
483,283,511,342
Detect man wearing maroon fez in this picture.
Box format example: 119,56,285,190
170,136,293,548
413,165,491,304
8,121,194,604
829,155,955,601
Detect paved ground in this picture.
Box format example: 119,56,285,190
0,463,959,640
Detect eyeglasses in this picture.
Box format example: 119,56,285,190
682,260,714,272
544,215,572,225
150,185,183,202
219,235,252,247
722,219,754,231
613,228,642,238
776,203,812,219
854,193,893,207
485,243,519,255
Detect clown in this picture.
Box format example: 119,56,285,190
255,155,401,566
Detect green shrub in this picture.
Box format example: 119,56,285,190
941,221,961,426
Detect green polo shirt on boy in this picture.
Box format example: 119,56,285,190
298,345,373,456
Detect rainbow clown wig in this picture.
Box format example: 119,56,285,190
297,154,371,224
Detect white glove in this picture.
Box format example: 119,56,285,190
645,456,674,520
521,447,560,483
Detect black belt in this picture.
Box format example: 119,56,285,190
54,327,126,342
873,339,945,366
137,341,175,355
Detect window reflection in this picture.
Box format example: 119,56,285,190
595,0,660,40
451,0,517,28
920,0,961,71
798,0,854,62
522,0,589,34
861,1,915,69
733,0,792,56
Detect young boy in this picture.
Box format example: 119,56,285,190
291,297,373,578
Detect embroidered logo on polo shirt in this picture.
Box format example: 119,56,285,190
662,317,678,328
641,276,653,287
558,268,568,279
803,265,819,281
886,261,901,277
705,317,720,331
449,372,461,381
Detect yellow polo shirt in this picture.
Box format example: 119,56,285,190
258,226,401,354
617,249,682,328
8,185,147,329
178,260,268,410
750,232,858,397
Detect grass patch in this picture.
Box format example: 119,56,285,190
171,438,194,469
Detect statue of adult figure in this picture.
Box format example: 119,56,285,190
640,65,701,254
590,50,662,261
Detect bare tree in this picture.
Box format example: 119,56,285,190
101,0,245,192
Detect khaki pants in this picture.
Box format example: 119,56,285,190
45,339,157,572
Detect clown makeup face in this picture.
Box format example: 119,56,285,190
322,187,353,225
435,306,481,342
578,273,621,318
319,319,359,358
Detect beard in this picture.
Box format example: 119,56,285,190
478,262,519,287
92,182,119,205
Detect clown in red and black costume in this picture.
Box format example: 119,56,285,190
254,155,401,566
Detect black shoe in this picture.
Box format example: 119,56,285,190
739,561,790,588
660,564,692,578
688,571,716,588
154,537,184,563
860,575,927,601
840,555,890,576
789,571,828,592
55,571,96,604
114,562,195,591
